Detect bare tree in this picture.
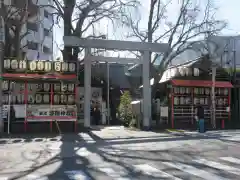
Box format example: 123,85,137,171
125,0,227,93
0,0,40,59
46,0,140,61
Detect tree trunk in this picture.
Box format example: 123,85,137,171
14,27,21,59
63,0,75,61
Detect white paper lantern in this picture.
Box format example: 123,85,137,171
61,83,67,92
28,83,34,91
54,83,60,91
4,59,11,69
19,60,26,70
54,94,59,103
54,62,61,72
43,83,50,91
35,94,42,103
3,94,8,104
11,60,18,69
37,61,44,71
178,67,184,76
68,95,74,104
44,61,51,72
62,62,68,71
17,94,24,103
193,68,199,76
29,61,37,71
43,94,50,103
69,63,75,72
15,83,24,91
68,84,74,92
11,95,16,103
2,81,8,91
185,67,190,76
60,95,67,103
35,83,42,91
28,95,35,103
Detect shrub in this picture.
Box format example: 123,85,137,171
118,91,134,127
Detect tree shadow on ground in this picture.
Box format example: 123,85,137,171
2,128,240,179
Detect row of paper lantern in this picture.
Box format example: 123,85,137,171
4,60,76,72
178,67,200,76
2,81,75,92
3,94,75,104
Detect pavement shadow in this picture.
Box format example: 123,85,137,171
2,128,240,179
0,133,61,144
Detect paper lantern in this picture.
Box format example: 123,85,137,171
4,59,11,69
3,94,8,104
2,81,8,91
54,94,59,103
28,95,35,103
54,62,61,72
28,83,34,91
43,83,50,91
44,61,51,71
35,94,42,103
43,94,50,103
193,68,199,76
68,95,74,104
11,60,18,69
62,62,68,71
19,60,26,70
69,63,76,72
37,61,44,71
29,61,37,71
60,95,67,103
17,94,24,103
54,83,60,91
68,84,74,92
61,83,67,92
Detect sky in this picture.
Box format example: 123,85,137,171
53,0,240,59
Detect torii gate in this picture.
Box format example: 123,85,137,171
63,36,169,130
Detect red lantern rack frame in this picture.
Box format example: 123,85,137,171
2,72,78,133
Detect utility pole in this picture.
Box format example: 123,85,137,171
211,66,216,128
107,62,110,125
0,16,5,133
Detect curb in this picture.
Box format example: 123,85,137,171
165,129,186,133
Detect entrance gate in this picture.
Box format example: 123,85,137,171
64,36,169,129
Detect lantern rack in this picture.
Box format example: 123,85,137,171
2,60,78,133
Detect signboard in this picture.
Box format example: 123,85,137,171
26,105,77,122
2,105,26,121
3,60,76,74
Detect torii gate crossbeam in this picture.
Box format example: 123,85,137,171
63,36,169,130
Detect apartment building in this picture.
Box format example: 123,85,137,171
1,0,54,60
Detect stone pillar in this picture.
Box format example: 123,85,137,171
142,51,151,129
84,48,91,127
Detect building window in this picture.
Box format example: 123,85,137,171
44,10,49,18
27,22,38,32
44,28,50,36
11,0,17,5
43,46,50,53
27,41,38,50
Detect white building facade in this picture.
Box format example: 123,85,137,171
2,0,54,60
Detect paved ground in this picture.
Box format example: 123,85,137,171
1,127,240,179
